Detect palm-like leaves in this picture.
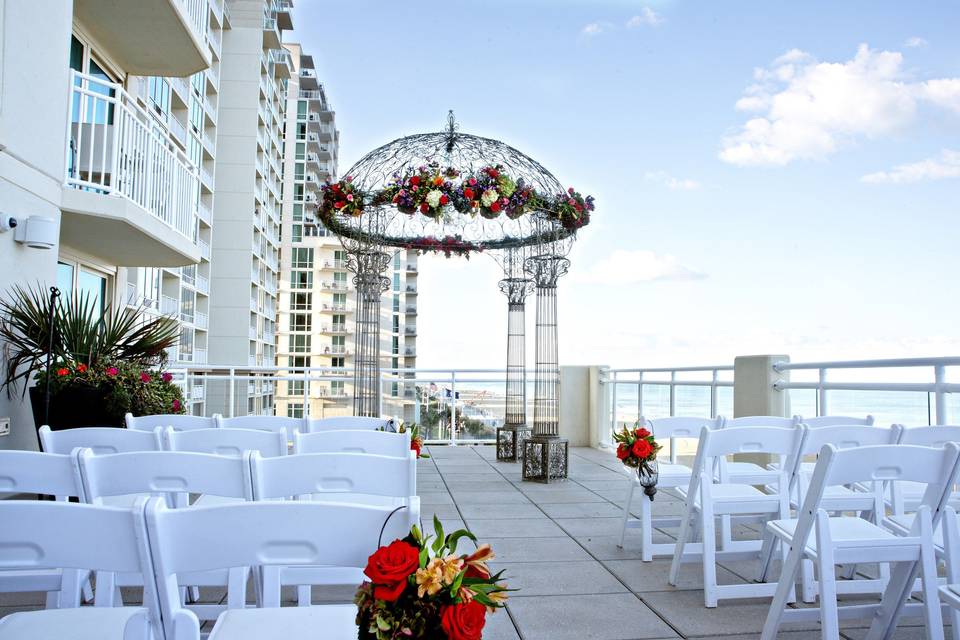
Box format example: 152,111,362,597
1,284,180,395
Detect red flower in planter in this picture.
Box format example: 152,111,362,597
634,427,650,439
463,187,475,200
162,372,173,383
616,443,630,460
632,438,653,459
105,367,118,377
140,372,152,383
172,399,182,412
56,368,70,377
77,363,88,373
420,202,430,214
441,600,486,640
364,540,419,602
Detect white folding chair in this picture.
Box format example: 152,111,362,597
304,416,396,432
144,499,410,640
78,449,255,619
796,415,875,428
0,450,89,609
889,425,960,516
0,500,161,640
39,425,162,455
126,413,217,432
618,416,721,561
250,451,420,605
937,506,960,640
293,429,412,457
669,425,802,607
215,415,305,441
760,443,960,640
762,424,901,602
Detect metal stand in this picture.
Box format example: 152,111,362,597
496,277,533,461
348,250,390,417
522,255,570,482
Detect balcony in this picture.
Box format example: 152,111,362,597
320,281,349,292
196,275,209,294
404,347,416,357
194,311,209,330
320,324,350,335
198,201,212,225
161,295,179,316
72,0,210,76
404,326,417,336
299,68,319,89
271,49,293,79
275,0,294,30
262,15,281,50
62,72,201,267
198,239,211,260
405,304,417,314
320,303,349,313
405,284,417,294
406,262,418,272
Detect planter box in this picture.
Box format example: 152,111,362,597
30,384,124,432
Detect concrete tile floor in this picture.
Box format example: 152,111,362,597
0,444,944,639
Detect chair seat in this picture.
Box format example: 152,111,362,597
678,483,768,503
0,605,149,640
768,516,899,553
885,513,960,549
209,604,357,639
192,494,246,507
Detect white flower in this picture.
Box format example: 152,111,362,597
425,190,443,208
480,189,499,207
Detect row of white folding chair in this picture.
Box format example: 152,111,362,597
125,412,396,436
668,426,802,607
759,442,960,640
0,498,409,640
0,451,90,610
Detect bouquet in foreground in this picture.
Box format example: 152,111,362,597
356,518,511,640
614,422,662,473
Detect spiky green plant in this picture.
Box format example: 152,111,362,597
0,283,180,396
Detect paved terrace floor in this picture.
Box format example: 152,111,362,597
0,445,943,639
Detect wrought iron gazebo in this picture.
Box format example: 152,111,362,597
315,112,593,482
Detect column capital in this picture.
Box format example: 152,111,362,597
524,255,570,287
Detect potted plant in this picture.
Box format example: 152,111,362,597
0,284,183,431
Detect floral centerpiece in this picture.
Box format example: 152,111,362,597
356,518,510,640
614,422,662,499
396,422,429,459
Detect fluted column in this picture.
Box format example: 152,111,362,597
522,255,570,482
349,250,390,417
496,277,533,461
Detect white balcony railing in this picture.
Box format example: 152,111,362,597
194,311,209,330
161,295,179,316
196,275,209,294
178,0,208,41
66,71,197,240
198,239,211,259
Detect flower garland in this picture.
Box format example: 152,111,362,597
319,164,595,228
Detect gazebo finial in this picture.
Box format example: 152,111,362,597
445,109,459,153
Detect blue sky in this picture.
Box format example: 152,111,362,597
290,1,960,369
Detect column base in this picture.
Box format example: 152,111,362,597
522,436,569,483
496,425,532,462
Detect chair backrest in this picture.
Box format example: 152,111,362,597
0,500,161,637
164,427,287,458
896,425,960,447
144,499,410,628
642,416,722,463
720,415,800,428
215,415,305,438
796,414,875,428
305,416,395,432
79,449,254,505
251,452,415,500
293,429,411,456
691,426,802,497
39,425,161,455
0,450,85,501
126,412,216,432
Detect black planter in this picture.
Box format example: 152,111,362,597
30,383,123,433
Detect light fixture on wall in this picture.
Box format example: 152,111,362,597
12,216,57,250
0,216,17,232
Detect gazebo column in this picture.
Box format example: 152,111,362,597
522,255,570,483
349,250,391,417
496,277,533,462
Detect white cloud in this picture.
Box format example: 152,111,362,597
720,44,960,166
861,149,960,184
905,36,928,48
644,171,701,191
581,22,612,37
626,8,663,28
573,250,706,285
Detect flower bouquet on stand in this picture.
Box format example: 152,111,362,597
356,518,511,640
614,422,662,500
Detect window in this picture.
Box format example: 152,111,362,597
392,294,400,312
289,313,311,332
288,334,311,353
295,162,304,181
188,136,202,169
333,293,346,308
332,336,345,348
394,253,401,269
334,250,346,266
294,184,304,201
290,292,312,310
291,247,313,268
287,403,304,419
291,224,303,243
392,336,399,355
189,97,203,133
393,273,400,292
392,316,399,334
295,142,305,160
290,270,312,289
297,100,307,120
293,203,303,222
148,77,170,118
287,380,305,396
191,71,204,95
59,259,111,322
333,271,347,286
288,356,310,370
331,357,345,368
297,123,306,139
57,263,74,297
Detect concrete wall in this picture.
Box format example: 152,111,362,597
0,0,73,450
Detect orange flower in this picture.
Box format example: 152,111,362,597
485,586,509,611
77,363,88,373
463,544,494,579
415,559,445,597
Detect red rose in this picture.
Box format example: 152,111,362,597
632,439,653,459
410,176,420,186
440,194,450,206
634,427,650,439
411,440,422,458
486,168,499,179
616,443,630,460
172,399,182,412
468,177,477,186
420,202,430,214
364,540,419,602
56,368,70,377
331,183,341,192
140,372,151,383
77,363,88,373
463,188,474,200
441,601,486,640
334,201,345,209
489,201,501,212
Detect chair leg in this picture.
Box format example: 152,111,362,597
756,528,776,582
815,514,840,640
44,590,60,609
918,521,945,640
618,480,635,549
668,503,695,586
761,538,805,639
81,576,94,603
640,492,654,562
94,571,116,606
297,584,311,606
59,569,83,608
720,514,733,551
802,558,817,603
701,510,718,608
